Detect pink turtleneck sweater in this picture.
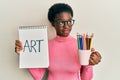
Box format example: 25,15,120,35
29,36,93,80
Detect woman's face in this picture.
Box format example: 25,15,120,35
53,12,74,37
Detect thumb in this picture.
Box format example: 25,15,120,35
91,48,95,52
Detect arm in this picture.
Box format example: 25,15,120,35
80,49,101,80
80,65,93,80
28,68,47,80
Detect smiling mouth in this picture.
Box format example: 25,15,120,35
63,30,69,34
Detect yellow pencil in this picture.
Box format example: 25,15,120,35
83,33,86,50
90,33,94,49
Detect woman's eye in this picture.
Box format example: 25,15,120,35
59,21,64,25
68,21,71,24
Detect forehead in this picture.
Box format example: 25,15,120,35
55,12,72,20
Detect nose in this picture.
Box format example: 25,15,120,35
63,22,69,29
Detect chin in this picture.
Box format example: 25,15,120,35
63,34,69,37
57,33,70,37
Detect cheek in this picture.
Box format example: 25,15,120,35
57,28,63,33
55,27,62,32
70,26,72,30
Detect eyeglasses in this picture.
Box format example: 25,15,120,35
54,19,75,27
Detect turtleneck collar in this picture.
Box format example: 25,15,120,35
55,35,71,42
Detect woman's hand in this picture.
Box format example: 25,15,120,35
15,40,23,54
89,48,102,65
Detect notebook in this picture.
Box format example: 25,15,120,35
18,25,49,68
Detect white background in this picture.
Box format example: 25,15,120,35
0,0,120,80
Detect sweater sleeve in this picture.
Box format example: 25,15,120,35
28,68,46,80
80,65,93,80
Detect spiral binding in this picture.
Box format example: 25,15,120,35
19,25,47,30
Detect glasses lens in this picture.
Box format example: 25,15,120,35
55,19,75,26
70,19,75,25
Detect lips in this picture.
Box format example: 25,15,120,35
63,29,69,34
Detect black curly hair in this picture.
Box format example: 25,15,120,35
48,3,73,22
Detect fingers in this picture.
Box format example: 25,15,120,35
15,40,22,48
15,47,20,54
15,40,23,54
89,59,96,65
89,51,102,65
91,48,95,52
94,51,102,60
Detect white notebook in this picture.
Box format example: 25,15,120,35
18,26,49,68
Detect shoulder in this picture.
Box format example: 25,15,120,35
48,37,56,43
48,37,57,46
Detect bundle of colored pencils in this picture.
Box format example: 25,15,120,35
77,33,94,50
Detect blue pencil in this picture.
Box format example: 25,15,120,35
79,37,83,50
77,34,80,50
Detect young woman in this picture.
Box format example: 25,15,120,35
15,3,101,80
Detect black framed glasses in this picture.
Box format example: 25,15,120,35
54,19,75,27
